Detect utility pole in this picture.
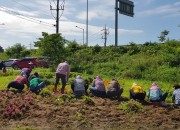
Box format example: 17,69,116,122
115,0,118,46
102,24,109,47
86,0,88,46
29,42,33,50
50,0,64,33
115,0,134,46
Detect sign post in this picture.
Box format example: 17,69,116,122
115,0,134,46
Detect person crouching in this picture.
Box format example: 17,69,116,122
29,73,46,93
71,75,88,98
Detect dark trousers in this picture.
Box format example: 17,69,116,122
90,87,106,98
55,73,66,86
7,81,24,92
130,89,146,100
107,88,124,98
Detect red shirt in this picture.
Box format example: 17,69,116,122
14,76,29,87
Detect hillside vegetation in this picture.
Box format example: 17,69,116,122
65,40,180,83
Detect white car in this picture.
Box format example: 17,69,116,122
4,59,20,67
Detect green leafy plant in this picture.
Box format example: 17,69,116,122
118,100,144,114
53,94,74,105
15,126,38,130
39,88,52,97
75,109,85,121
82,96,95,106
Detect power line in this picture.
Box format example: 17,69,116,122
75,31,102,43
0,6,55,27
10,0,52,18
88,30,102,38
89,37,101,43
50,0,65,33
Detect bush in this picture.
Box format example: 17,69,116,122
118,100,144,113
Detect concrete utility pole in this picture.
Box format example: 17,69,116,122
50,0,64,33
102,24,109,47
86,0,88,46
115,0,118,46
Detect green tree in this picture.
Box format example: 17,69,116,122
34,32,66,64
158,30,169,43
66,40,80,53
0,52,9,60
5,43,28,58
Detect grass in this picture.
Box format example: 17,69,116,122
0,68,174,100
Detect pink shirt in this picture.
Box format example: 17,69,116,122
56,62,70,77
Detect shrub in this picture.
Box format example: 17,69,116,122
118,100,144,113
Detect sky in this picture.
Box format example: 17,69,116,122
0,0,180,49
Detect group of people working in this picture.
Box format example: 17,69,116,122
6,68,46,93
54,61,180,106
4,61,180,106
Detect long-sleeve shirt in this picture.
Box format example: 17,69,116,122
56,62,70,77
30,78,39,89
92,79,106,92
172,88,180,105
21,68,32,76
107,80,120,92
147,89,162,101
14,76,29,87
131,85,144,93
147,85,162,101
73,78,85,91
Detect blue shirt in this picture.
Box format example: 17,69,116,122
172,88,180,105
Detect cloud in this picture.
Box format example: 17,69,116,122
76,1,114,21
0,0,149,48
137,3,180,17
144,0,155,4
174,1,180,6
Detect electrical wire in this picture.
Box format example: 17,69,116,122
49,0,56,19
59,0,65,19
10,0,52,18
0,7,55,27
49,0,65,20
88,30,102,39
89,37,101,43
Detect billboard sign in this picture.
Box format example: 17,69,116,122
118,0,134,17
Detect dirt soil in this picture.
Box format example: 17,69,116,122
0,93,180,130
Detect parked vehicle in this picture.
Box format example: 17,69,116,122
36,56,49,68
11,57,37,69
11,57,49,69
4,59,20,67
